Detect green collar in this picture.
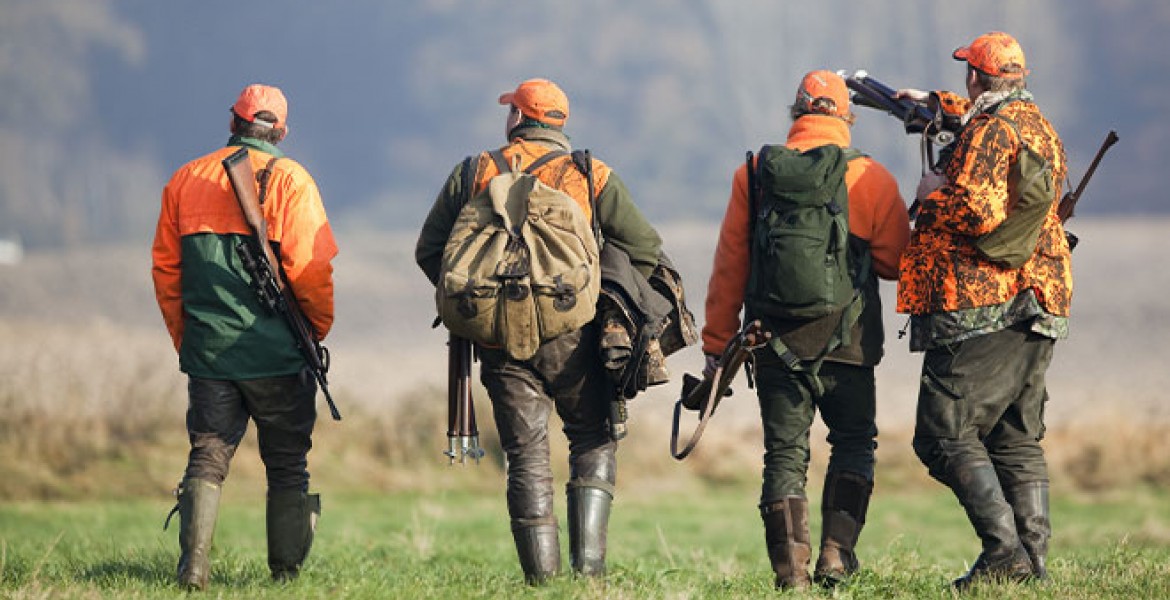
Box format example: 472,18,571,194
227,135,285,158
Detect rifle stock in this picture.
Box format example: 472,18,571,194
221,147,341,421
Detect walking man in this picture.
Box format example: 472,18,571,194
897,32,1070,588
416,78,662,584
703,70,909,589
152,83,338,590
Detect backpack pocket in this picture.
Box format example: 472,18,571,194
437,269,502,345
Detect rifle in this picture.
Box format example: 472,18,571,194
221,147,341,421
1057,130,1119,250
670,320,770,460
446,334,485,464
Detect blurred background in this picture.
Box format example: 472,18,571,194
1,0,1168,499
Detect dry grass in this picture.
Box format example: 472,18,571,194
3,315,1168,502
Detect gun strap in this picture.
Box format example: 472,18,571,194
256,157,281,205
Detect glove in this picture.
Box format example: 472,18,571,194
702,353,719,380
895,88,930,103
916,171,948,201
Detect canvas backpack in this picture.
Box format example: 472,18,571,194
436,149,600,361
974,109,1057,268
744,144,869,394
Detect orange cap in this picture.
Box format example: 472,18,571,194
231,84,288,129
498,78,569,127
794,70,850,118
953,32,1029,79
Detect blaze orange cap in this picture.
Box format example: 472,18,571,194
794,70,850,118
953,32,1029,79
231,84,288,129
498,78,569,127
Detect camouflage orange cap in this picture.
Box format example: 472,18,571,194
953,32,1029,79
794,70,851,118
498,78,570,127
231,84,288,129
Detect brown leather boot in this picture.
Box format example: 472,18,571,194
760,496,812,589
949,462,1034,589
175,478,221,591
814,471,873,587
1004,481,1050,580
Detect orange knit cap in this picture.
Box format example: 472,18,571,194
231,84,288,129
498,79,570,127
953,32,1029,79
794,70,850,118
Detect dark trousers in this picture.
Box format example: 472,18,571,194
754,355,878,503
185,374,317,492
479,325,617,527
912,322,1054,488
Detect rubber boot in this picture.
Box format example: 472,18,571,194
176,478,221,591
511,521,561,585
949,462,1034,589
267,489,321,582
760,496,812,590
567,482,613,577
1004,481,1050,580
814,471,873,587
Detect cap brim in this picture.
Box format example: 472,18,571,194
498,92,515,106
952,46,971,62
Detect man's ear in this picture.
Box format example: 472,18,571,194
274,127,288,143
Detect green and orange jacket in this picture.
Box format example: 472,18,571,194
415,127,662,284
151,136,338,379
702,115,911,361
896,92,1071,318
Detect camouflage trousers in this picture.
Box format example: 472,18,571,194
912,321,1054,488
478,325,617,528
754,355,878,504
184,374,317,492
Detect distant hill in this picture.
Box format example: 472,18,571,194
0,0,1164,249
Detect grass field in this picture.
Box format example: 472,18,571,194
2,483,1169,599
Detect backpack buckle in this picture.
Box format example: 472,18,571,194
550,274,577,312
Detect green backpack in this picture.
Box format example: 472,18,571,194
745,144,864,321
974,111,1056,268
745,144,869,395
436,149,600,361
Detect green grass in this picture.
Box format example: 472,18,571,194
2,483,1169,599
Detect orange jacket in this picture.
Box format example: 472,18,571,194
471,138,611,221
896,94,1071,316
702,116,910,355
152,143,337,353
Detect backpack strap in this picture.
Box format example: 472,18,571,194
570,149,599,243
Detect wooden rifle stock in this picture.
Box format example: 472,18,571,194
221,147,341,421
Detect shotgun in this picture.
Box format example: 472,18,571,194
446,334,485,464
1057,130,1120,250
222,147,341,421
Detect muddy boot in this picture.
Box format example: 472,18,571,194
949,462,1034,590
511,520,561,584
567,480,614,577
267,489,321,582
175,478,221,591
760,496,812,590
1004,481,1050,580
814,471,873,587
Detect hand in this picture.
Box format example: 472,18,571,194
916,171,948,200
702,354,719,380
895,88,930,103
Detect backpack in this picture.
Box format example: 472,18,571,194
436,149,600,361
974,111,1056,268
744,144,869,394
